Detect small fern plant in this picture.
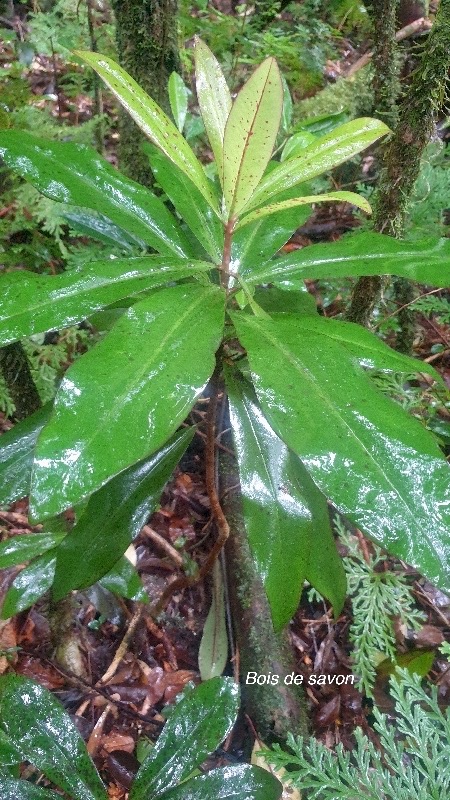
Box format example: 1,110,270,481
267,668,450,800
337,517,425,696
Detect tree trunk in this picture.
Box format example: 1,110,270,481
110,0,180,187
347,0,450,340
0,342,41,421
220,415,308,744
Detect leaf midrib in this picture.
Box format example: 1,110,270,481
55,287,221,480
242,316,420,527
0,264,207,339
224,61,275,214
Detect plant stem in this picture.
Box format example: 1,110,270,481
221,218,235,290
150,366,229,616
86,0,104,155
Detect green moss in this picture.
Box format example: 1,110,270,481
110,0,180,186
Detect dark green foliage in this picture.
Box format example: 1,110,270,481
0,675,282,800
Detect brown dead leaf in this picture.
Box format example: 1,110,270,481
107,783,127,800
316,694,341,728
15,654,66,689
414,625,444,647
162,669,197,703
101,731,135,754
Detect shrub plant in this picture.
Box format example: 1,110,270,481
1,39,450,637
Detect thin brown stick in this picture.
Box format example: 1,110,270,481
346,16,432,77
141,524,183,567
372,287,442,330
86,703,114,756
97,607,143,684
150,372,230,616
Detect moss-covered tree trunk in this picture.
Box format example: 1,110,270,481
220,417,308,744
0,342,41,420
346,0,400,329
347,0,450,344
111,0,180,187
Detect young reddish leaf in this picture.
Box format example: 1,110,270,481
194,38,231,179
222,57,282,217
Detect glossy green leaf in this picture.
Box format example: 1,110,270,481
0,674,108,800
168,72,189,132
231,177,314,274
62,208,141,251
100,555,148,602
30,284,225,520
280,130,316,161
242,231,450,287
0,531,65,569
286,315,439,380
0,728,21,759
280,74,293,135
253,287,318,316
222,57,282,217
194,38,231,180
0,404,51,506
52,428,193,600
146,143,223,262
0,258,211,347
76,51,218,213
225,369,345,628
0,779,62,800
245,118,389,211
232,312,450,591
297,110,348,135
304,523,347,619
198,560,228,680
236,190,371,230
0,131,193,257
1,550,56,618
130,677,240,800
157,765,282,800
